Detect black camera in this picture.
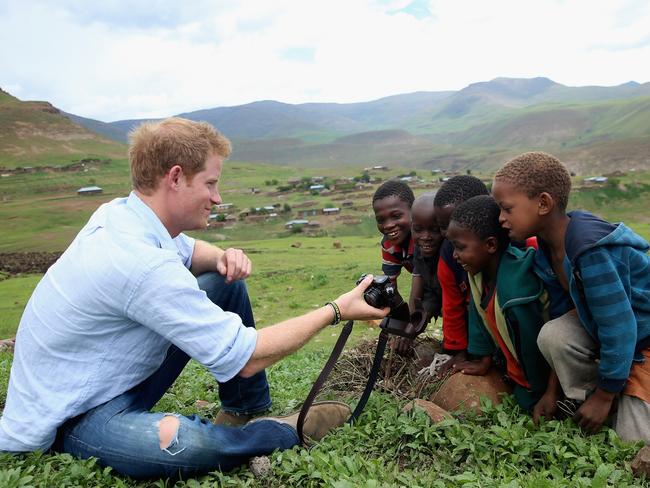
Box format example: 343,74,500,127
357,274,427,339
356,274,396,309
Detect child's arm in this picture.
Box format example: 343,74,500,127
437,257,468,352
409,275,424,314
533,370,561,424
453,296,495,376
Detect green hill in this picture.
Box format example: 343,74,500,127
0,88,127,169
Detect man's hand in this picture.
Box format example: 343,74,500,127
217,248,252,284
334,274,390,321
436,350,467,378
454,356,491,376
573,388,615,434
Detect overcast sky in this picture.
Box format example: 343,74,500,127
1,0,649,122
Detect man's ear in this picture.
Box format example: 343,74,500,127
166,165,183,190
538,192,554,216
484,236,499,254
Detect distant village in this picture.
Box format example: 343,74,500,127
2,158,626,238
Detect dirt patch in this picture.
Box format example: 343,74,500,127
325,337,445,402
0,252,62,276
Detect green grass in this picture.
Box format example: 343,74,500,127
2,160,650,485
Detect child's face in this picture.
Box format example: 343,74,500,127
373,196,411,246
411,204,442,257
492,179,542,241
433,204,454,238
446,220,497,275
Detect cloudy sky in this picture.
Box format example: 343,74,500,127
1,0,649,122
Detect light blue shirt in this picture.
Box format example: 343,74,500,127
0,192,257,452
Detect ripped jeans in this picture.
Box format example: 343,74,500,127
53,273,300,478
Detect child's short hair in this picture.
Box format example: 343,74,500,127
450,195,509,247
433,175,489,208
372,179,415,206
495,152,572,211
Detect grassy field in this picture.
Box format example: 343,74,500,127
2,164,650,486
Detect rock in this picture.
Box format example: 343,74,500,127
365,319,382,328
0,338,15,353
631,445,650,478
249,455,272,478
430,369,512,413
413,342,437,368
194,400,213,409
333,240,342,249
403,399,451,422
291,242,302,248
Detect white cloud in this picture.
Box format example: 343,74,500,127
1,0,649,121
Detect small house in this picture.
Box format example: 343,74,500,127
322,207,340,215
285,219,309,229
77,186,103,196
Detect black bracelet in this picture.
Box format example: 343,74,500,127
326,301,341,326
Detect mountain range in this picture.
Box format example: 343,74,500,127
3,77,650,172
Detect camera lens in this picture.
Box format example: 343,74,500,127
364,288,382,308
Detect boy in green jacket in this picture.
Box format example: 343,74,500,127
447,195,552,412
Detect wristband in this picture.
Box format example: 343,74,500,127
326,301,341,326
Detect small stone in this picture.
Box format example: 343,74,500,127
291,242,302,248
249,455,272,478
403,399,451,422
631,445,650,478
0,338,15,353
194,400,212,409
333,241,342,249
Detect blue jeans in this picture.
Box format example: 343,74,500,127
54,273,299,478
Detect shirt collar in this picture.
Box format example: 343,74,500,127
126,191,178,252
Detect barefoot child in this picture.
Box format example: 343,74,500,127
492,152,650,441
433,176,489,374
447,195,552,412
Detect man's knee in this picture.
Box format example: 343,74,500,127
158,415,181,450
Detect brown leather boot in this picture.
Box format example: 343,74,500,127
254,401,351,442
214,410,252,426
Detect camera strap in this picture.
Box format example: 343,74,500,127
297,319,390,445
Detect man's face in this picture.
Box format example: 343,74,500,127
491,179,541,241
433,204,454,238
411,203,442,258
373,196,411,246
446,221,494,275
175,153,223,232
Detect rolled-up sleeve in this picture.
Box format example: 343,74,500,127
174,233,196,269
124,259,257,382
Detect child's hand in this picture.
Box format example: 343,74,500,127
573,388,615,434
391,336,413,356
532,390,558,425
436,351,467,378
454,356,491,376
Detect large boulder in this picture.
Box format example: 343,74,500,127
430,369,512,413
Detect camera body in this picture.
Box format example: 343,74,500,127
356,274,426,339
356,274,396,309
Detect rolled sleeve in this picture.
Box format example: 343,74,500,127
125,260,257,382
174,233,196,269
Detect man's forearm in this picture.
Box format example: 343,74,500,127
190,239,224,276
239,305,335,377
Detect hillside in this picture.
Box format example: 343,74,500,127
0,88,126,169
